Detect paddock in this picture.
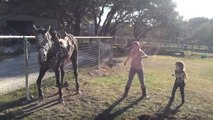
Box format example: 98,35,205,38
0,35,213,119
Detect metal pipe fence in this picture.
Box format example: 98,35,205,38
0,35,114,101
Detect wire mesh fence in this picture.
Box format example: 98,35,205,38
1,35,213,100
78,37,113,69
0,36,113,97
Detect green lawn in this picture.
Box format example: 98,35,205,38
0,55,212,120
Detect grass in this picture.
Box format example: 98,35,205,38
0,55,213,120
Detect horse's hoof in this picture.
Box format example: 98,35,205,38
77,90,81,94
63,81,69,87
38,96,44,101
38,94,44,101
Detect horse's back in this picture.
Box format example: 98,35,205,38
57,33,77,60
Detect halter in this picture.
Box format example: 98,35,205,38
36,29,53,63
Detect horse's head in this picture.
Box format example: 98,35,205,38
33,25,53,62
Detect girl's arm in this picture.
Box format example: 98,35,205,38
124,54,131,66
141,50,148,58
172,73,185,78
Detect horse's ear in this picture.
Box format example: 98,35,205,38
62,29,68,36
33,25,38,31
47,26,51,32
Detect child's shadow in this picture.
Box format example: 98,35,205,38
95,96,144,120
155,99,184,119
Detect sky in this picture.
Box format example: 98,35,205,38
173,0,213,20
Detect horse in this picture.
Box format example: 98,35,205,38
33,25,81,103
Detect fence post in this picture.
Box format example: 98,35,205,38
109,37,114,67
98,38,101,69
24,37,30,101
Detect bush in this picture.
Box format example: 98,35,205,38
201,54,207,58
158,49,184,57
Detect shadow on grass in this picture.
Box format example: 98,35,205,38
113,47,129,58
0,97,27,119
0,97,26,112
15,90,79,119
110,59,123,67
95,96,144,120
0,84,79,120
137,99,184,120
0,94,62,120
15,99,60,119
0,97,37,120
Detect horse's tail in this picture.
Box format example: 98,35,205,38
65,33,78,60
65,32,77,45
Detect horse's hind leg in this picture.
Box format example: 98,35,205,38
37,67,47,100
71,56,81,94
55,68,64,103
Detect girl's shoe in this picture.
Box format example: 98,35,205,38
182,99,185,103
142,94,149,99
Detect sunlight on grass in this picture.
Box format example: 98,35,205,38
0,55,212,120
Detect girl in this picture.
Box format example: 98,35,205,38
171,61,187,103
123,41,148,98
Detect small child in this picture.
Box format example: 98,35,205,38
123,41,148,98
171,61,187,103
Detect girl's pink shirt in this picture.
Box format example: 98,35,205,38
130,49,144,70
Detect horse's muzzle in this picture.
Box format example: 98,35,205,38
39,47,48,62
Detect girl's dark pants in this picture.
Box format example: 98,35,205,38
124,68,146,96
171,81,185,102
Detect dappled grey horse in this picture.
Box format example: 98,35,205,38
33,26,80,103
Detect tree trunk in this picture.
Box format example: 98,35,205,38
73,14,81,36
73,22,81,36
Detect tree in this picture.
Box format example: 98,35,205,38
188,17,210,30
0,0,92,36
191,22,213,44
90,0,132,35
130,0,178,40
184,17,213,45
1,0,179,38
59,0,92,35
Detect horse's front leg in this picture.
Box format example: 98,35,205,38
60,65,65,88
37,67,47,100
55,68,64,103
71,57,81,94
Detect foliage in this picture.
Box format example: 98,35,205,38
0,0,92,35
91,0,179,37
189,18,213,45
130,0,179,39
0,0,179,38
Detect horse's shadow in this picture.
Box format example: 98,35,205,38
0,94,69,120
0,97,27,119
94,96,144,120
0,99,55,119
0,97,25,112
15,99,60,119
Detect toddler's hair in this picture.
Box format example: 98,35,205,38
175,61,185,70
175,61,187,78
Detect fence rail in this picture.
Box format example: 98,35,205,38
0,35,113,39
0,36,36,39
0,35,114,101
1,35,213,101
